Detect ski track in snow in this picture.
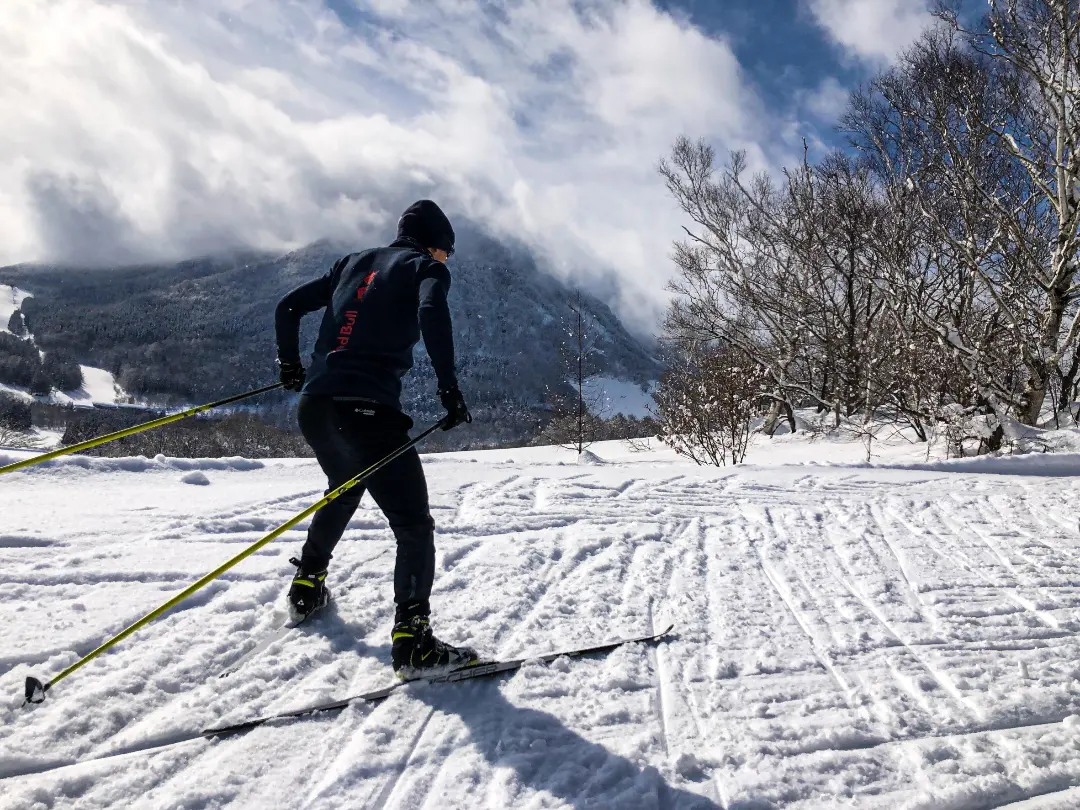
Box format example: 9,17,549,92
4,442,1080,807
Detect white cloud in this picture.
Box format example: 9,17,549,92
807,0,933,63
0,0,780,326
802,76,851,123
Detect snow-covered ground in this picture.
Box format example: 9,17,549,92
0,284,30,334
1,365,126,412
4,435,1080,808
579,375,655,418
0,284,127,409
51,366,125,407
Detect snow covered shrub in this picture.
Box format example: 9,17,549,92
0,395,42,450
928,404,1005,459
0,424,43,450
0,394,31,431
653,344,767,466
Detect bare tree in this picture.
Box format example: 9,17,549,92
659,140,901,431
659,3,1080,455
652,343,766,466
847,5,1080,432
659,141,807,432
543,293,607,453
944,0,1080,423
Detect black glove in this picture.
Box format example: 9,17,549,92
439,386,472,431
278,359,306,392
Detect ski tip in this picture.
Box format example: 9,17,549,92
24,676,47,705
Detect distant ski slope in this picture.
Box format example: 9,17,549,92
0,284,127,410
4,436,1080,808
0,284,30,333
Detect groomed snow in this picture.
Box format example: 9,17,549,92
0,381,33,403
52,366,125,407
3,435,1080,808
2,365,127,411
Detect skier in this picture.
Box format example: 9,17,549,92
274,199,477,677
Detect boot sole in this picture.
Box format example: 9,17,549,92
394,654,481,682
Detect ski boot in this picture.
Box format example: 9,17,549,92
391,614,479,679
287,557,330,625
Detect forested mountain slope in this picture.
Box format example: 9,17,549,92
0,227,660,431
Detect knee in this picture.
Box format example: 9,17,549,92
391,519,434,546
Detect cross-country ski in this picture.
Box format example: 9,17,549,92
206,624,674,738
7,2,1080,807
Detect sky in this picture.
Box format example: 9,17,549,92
0,0,941,327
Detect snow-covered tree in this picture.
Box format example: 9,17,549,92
652,343,765,466
847,2,1080,430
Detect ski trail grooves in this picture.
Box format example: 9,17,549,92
647,603,671,758
877,499,1067,642
364,707,436,810
11,448,1080,807
932,500,1067,632
830,562,984,723
756,549,861,708
646,598,729,808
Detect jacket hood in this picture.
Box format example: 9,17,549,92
395,200,455,255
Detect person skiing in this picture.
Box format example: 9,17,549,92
274,199,477,677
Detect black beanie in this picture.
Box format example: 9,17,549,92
396,200,455,255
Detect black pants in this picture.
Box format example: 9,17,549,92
298,395,434,610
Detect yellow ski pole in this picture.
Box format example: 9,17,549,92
0,383,284,477
23,418,446,704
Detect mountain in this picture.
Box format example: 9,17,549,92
0,226,661,446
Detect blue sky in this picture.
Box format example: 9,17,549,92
663,0,862,126
0,0,941,324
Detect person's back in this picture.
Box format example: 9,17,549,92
273,199,476,677
276,204,459,409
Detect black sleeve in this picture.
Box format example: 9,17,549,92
275,273,332,363
417,263,457,391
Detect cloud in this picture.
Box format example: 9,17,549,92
801,76,851,123
0,0,782,326
806,0,934,63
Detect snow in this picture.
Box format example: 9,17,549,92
2,365,128,409
0,381,33,403
0,284,30,334
51,366,125,407
4,434,1080,808
578,375,655,418
0,283,127,406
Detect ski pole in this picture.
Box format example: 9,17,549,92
0,383,285,477
23,418,447,705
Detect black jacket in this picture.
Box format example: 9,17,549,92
275,237,457,409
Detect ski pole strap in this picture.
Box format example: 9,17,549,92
23,418,445,704
0,383,285,477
